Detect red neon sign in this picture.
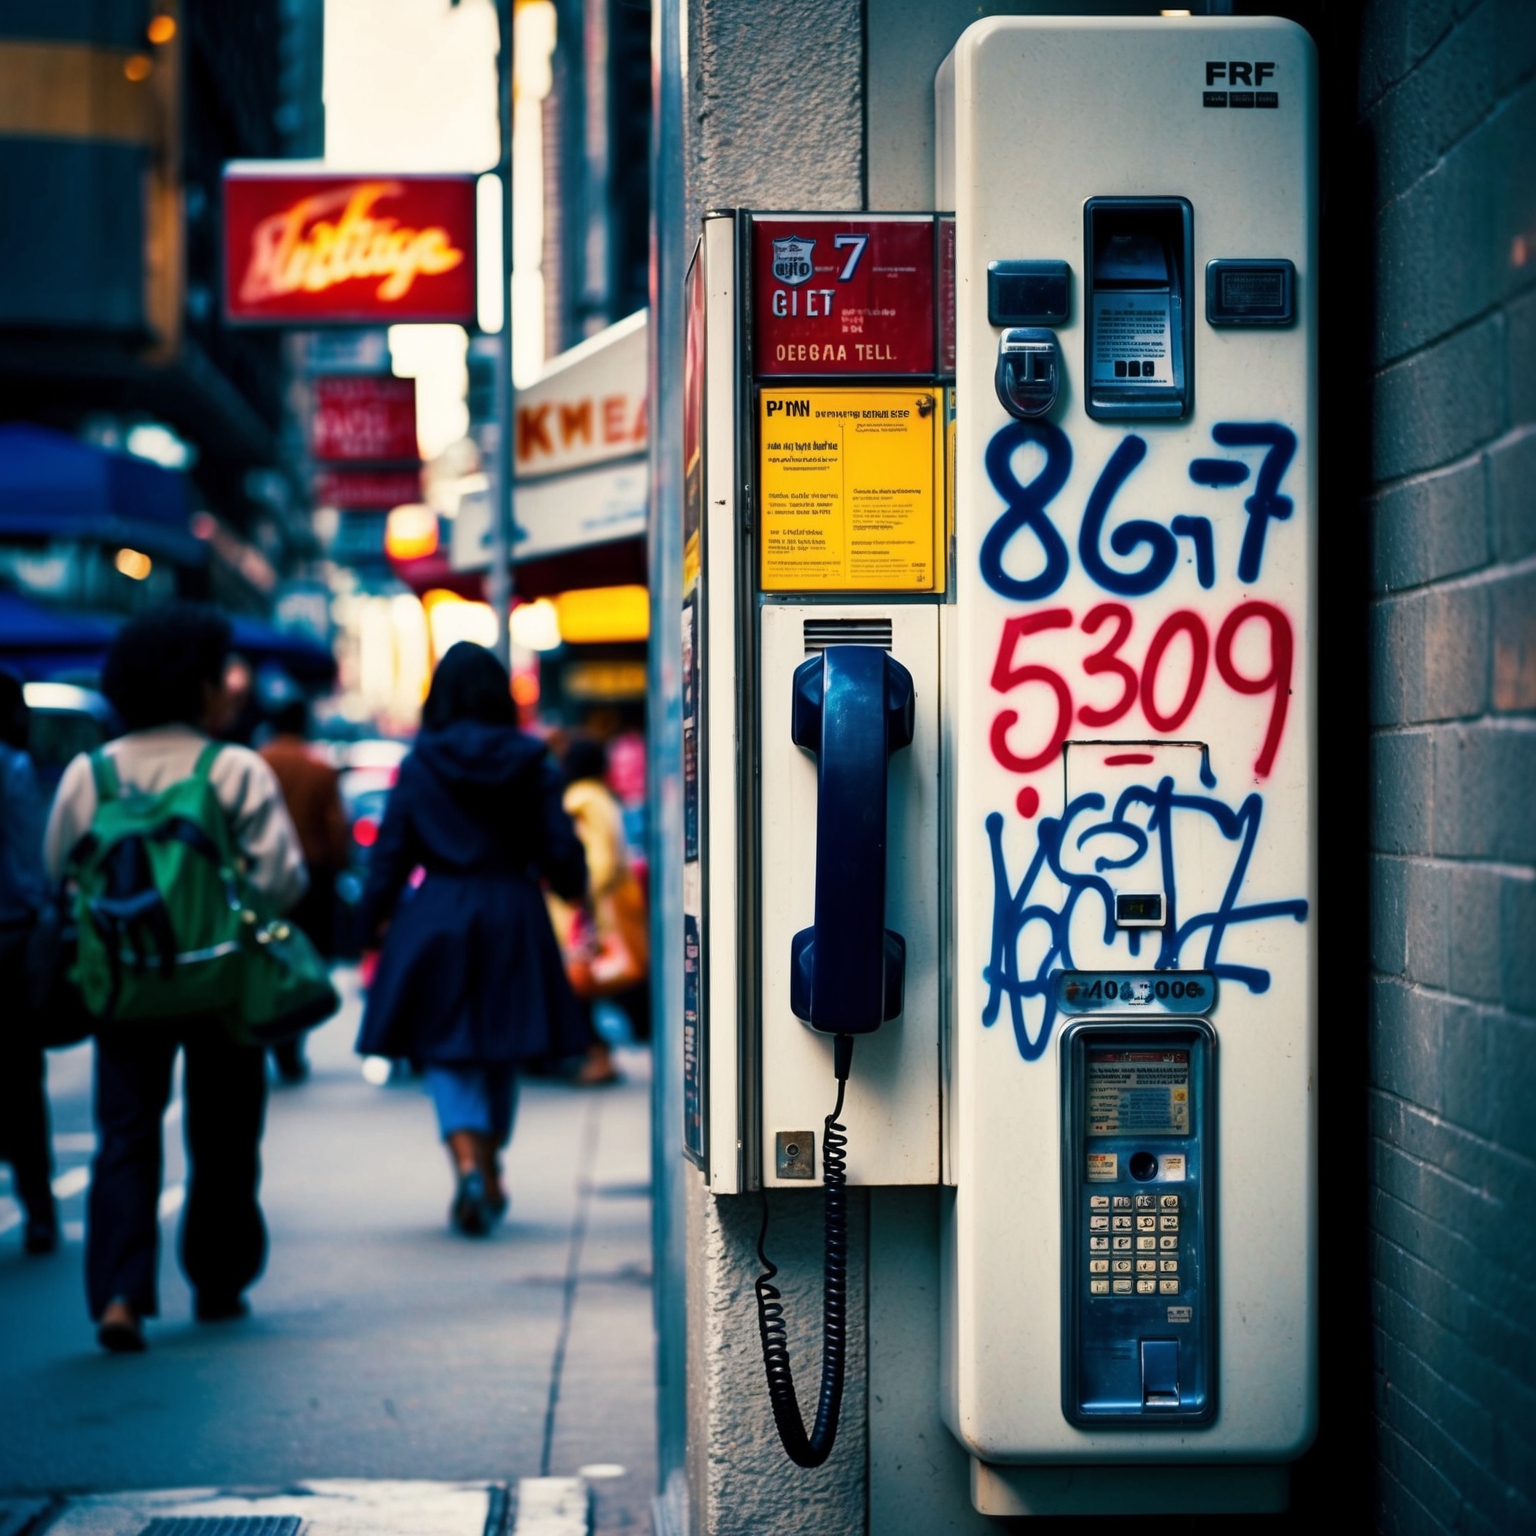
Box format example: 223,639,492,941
223,170,477,325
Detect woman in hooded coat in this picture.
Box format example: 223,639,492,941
357,642,589,1234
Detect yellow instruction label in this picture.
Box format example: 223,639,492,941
759,387,942,593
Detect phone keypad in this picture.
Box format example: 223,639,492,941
1086,1191,1183,1297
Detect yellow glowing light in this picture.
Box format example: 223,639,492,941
423,589,497,659
511,598,562,652
384,504,439,562
147,14,177,44
123,54,152,82
553,585,650,645
115,548,153,581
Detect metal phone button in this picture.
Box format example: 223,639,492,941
1089,1216,1109,1231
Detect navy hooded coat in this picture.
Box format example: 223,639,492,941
355,720,590,1065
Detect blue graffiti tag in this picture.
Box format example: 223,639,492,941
981,420,1299,598
1192,422,1297,583
1077,435,1179,596
981,777,1309,1062
978,419,1072,601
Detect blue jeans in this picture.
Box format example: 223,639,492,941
423,1063,518,1147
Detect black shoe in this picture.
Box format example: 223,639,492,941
451,1170,490,1237
97,1299,146,1353
23,1216,59,1256
195,1293,250,1323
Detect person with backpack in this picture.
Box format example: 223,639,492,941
355,642,589,1236
43,605,307,1353
0,670,56,1256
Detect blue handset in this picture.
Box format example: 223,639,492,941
788,643,914,1035
755,641,916,1469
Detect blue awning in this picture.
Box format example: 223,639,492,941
0,591,117,681
0,591,336,687
0,424,206,563
229,616,337,686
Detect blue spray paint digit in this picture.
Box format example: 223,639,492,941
1192,423,1298,583
978,420,1072,601
1170,515,1216,589
1077,435,1179,596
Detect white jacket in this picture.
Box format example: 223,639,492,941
44,725,309,912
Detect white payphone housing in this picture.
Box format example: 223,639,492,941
679,12,1318,1518
938,15,1317,1514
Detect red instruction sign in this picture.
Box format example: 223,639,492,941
311,375,419,463
753,216,935,377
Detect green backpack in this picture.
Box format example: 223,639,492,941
69,743,338,1040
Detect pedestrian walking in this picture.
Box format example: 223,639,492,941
355,642,589,1237
554,736,650,1083
259,697,350,1083
0,671,56,1256
44,605,307,1352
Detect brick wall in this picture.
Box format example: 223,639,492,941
1363,1,1536,1530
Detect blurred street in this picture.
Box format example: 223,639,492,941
0,971,656,1535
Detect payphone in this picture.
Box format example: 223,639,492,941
681,11,1317,1517
937,16,1317,1513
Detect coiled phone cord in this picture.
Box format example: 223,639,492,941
754,1033,855,1469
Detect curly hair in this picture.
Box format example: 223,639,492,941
102,604,232,732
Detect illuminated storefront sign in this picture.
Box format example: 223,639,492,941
313,467,424,510
514,308,648,479
311,375,419,463
223,168,477,324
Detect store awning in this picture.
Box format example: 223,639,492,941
0,590,335,687
0,590,117,681
0,424,206,564
445,312,649,587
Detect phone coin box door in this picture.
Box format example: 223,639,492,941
1062,1020,1215,1426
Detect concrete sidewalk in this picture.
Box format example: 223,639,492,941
0,971,656,1535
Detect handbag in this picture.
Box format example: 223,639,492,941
565,873,649,1000
232,896,340,1045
